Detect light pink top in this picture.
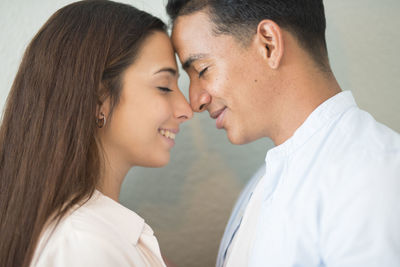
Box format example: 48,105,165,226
31,190,166,267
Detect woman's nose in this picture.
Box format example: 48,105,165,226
175,93,193,122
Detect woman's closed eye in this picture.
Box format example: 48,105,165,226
157,86,173,92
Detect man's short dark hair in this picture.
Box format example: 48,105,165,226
167,0,330,71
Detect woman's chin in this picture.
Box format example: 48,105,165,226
149,160,169,168
138,155,170,168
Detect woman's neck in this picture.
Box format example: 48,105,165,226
97,153,131,202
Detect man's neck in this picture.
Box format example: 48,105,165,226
271,71,342,146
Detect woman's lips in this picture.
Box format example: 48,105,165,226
158,128,179,147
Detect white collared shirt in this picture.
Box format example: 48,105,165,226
31,190,166,267
216,165,265,267
222,91,400,267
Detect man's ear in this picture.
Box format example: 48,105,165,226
255,20,284,69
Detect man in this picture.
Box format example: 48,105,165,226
166,0,400,266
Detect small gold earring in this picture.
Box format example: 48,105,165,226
96,112,106,128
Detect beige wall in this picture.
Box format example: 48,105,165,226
0,1,399,266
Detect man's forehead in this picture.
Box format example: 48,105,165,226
171,12,215,58
172,11,213,41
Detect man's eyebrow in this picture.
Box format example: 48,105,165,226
182,54,208,70
153,67,178,76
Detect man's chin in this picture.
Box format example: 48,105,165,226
226,130,255,145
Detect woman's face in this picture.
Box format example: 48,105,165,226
100,31,192,168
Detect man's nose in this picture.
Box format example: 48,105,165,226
189,85,211,112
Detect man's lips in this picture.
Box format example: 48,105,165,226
210,107,227,129
210,107,226,119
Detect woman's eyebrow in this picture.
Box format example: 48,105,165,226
153,67,178,76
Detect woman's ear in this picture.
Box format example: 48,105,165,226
96,97,111,128
96,83,111,118
255,20,284,69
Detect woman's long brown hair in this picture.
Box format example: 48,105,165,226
0,1,165,266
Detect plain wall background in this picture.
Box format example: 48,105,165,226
0,1,399,266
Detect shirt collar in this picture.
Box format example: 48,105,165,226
87,190,149,245
265,90,357,162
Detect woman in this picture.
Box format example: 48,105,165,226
0,1,192,266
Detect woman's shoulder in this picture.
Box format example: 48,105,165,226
31,191,161,267
55,190,147,243
69,191,145,238
32,218,136,267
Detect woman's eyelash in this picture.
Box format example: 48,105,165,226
157,87,173,92
198,67,209,78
